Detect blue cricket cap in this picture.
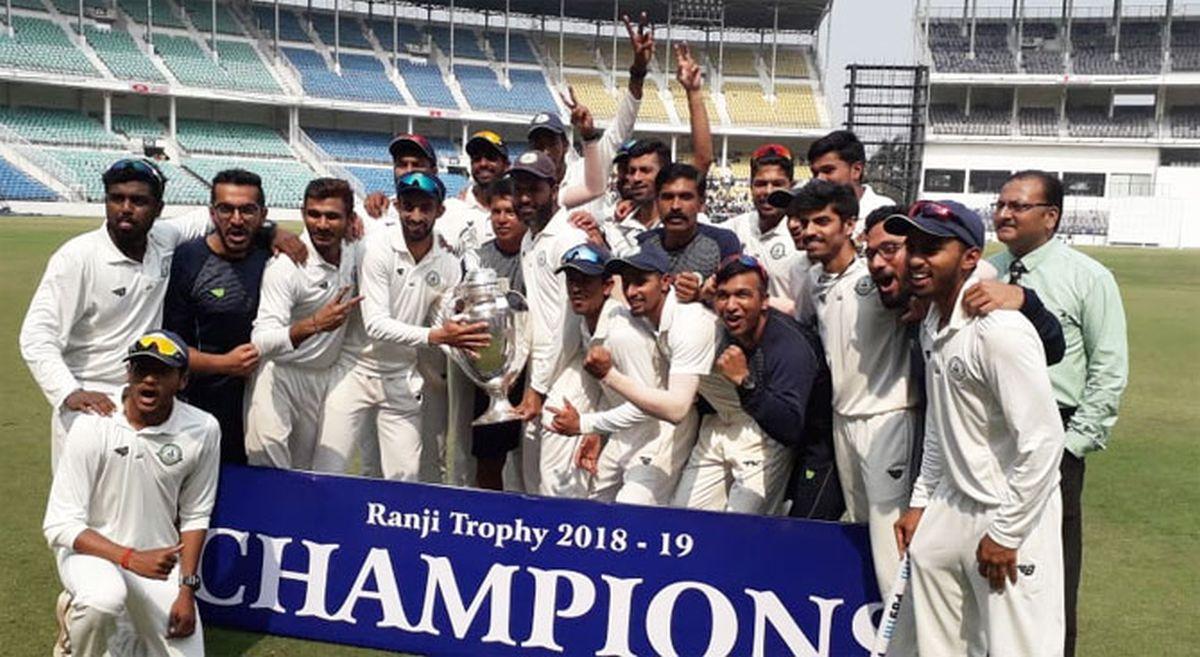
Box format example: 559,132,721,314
885,200,985,249
605,242,670,275
395,171,446,202
124,330,189,370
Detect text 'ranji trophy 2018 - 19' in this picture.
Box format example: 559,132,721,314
437,268,530,425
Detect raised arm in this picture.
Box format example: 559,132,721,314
675,42,713,177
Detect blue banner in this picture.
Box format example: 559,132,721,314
198,465,884,656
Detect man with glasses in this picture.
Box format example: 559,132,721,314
164,169,275,463
966,170,1128,657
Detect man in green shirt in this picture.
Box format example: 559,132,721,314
962,169,1128,657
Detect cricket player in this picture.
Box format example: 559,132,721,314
506,151,592,494
245,178,364,470
806,130,896,220
43,330,219,657
773,179,919,653
545,243,692,506
439,130,510,258
19,159,214,469
312,172,489,480
889,204,1065,657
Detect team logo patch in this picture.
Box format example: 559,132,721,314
537,251,548,267
209,288,226,299
947,356,968,381
111,286,127,297
519,151,540,165
854,276,874,296
1017,564,1036,577
425,271,442,287
157,443,183,466
532,113,550,125
770,243,787,259
318,280,330,290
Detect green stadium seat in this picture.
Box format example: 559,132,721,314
117,0,187,29
112,114,166,139
180,0,242,35
84,24,167,83
0,15,97,77
43,148,209,204
153,34,280,94
0,106,121,148
184,156,316,208
175,119,291,158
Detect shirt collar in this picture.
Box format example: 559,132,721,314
925,273,981,339
114,397,187,436
589,297,620,342
1012,236,1062,272
300,232,343,270
656,291,680,336
98,226,139,265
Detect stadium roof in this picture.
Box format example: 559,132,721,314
372,0,830,32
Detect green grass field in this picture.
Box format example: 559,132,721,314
1,216,1197,656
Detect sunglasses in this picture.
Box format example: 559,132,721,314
562,243,606,266
132,334,183,358
718,253,769,282
395,172,446,200
908,200,958,222
471,130,503,146
106,158,168,188
751,144,792,162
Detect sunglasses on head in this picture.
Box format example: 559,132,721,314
562,244,606,266
106,158,167,187
718,253,769,281
396,173,445,199
909,200,957,222
751,144,792,162
132,335,182,358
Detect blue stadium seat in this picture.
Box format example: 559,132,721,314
454,64,556,115
428,25,486,60
284,47,405,104
397,58,457,108
254,6,310,43
305,128,393,164
308,12,371,50
485,32,538,64
0,156,58,201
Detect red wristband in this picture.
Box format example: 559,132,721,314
119,548,133,570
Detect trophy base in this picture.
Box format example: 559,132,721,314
472,399,521,426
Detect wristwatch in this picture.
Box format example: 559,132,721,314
180,573,201,591
738,376,757,394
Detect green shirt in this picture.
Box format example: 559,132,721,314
991,238,1128,458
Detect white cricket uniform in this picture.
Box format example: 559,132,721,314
578,298,697,506
601,214,658,258
858,184,897,220
810,255,918,647
438,188,494,258
19,214,209,468
726,210,809,301
908,275,1065,657
312,228,460,481
43,401,220,657
245,236,362,470
561,89,640,215
518,210,590,494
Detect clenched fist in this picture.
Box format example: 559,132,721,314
583,345,613,380
715,345,749,386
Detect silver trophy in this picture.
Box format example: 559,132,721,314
437,268,530,425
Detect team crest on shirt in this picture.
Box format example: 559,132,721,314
770,243,786,260
157,443,183,466
537,251,548,267
947,356,968,382
425,271,441,287
1017,563,1036,577
854,276,874,296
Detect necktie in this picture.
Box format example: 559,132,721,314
1008,260,1028,285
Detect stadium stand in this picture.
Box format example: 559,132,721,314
117,0,187,29
564,73,618,120
83,24,167,83
0,155,58,200
429,25,487,60
155,34,279,93
454,65,557,115
548,35,598,67
1116,21,1163,74
286,48,403,104
345,164,393,195
364,18,424,52
1067,21,1160,75
215,40,281,93
39,148,208,204
772,48,809,78
253,5,309,43
0,15,97,77
175,119,292,157
668,80,720,126
1020,22,1065,74
309,12,371,50
180,0,241,35
930,104,1010,136
112,114,166,139
724,82,821,128
626,80,671,124
397,58,458,108
0,106,121,148
484,31,538,64
304,127,392,164
51,0,109,12
1171,106,1200,139
1171,20,1200,72
929,20,1015,74
1067,106,1154,139
1018,107,1059,137
184,155,313,207
718,47,759,77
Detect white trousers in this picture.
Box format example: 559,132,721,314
590,409,698,507
909,485,1065,657
833,409,918,655
313,365,422,481
57,551,204,657
420,357,477,487
671,412,794,514
536,364,594,499
244,361,334,470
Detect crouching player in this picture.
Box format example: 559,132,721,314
245,178,363,469
43,331,219,657
889,205,1065,657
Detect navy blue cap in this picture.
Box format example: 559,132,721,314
395,171,446,202
884,200,984,249
528,112,567,138
605,242,670,275
124,330,189,370
506,150,558,182
556,242,612,276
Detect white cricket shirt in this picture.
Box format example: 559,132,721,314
858,184,897,221
437,192,494,257
20,215,209,409
43,399,220,552
356,227,462,376
911,275,1065,549
810,256,916,418
578,298,664,436
251,235,363,370
726,210,809,301
521,209,590,394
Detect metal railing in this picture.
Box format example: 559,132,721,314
0,124,84,200
295,128,366,197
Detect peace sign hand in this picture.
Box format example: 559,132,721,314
623,12,655,74
561,86,600,142
674,42,703,92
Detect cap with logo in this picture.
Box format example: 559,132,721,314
124,330,189,370
884,200,985,249
555,242,612,276
527,112,567,139
465,130,509,160
614,139,640,164
506,150,558,182
605,242,671,275
395,171,447,202
388,133,438,165
104,158,168,198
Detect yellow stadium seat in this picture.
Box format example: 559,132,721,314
565,73,618,120
771,48,809,78
545,36,598,68
717,47,760,76
722,81,820,128
668,80,720,126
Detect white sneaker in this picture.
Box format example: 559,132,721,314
53,589,72,657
